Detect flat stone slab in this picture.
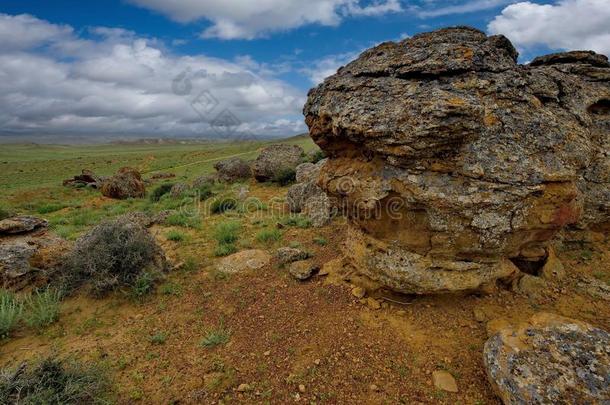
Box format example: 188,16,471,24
0,216,48,235
217,249,271,274
484,313,610,404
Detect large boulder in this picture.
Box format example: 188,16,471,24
303,26,610,294
100,167,146,199
484,313,610,404
252,144,304,182
63,169,104,189
214,157,252,183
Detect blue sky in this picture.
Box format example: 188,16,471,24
0,0,608,140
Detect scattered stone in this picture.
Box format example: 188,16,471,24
303,26,610,294
217,250,271,274
252,144,304,182
484,313,610,404
263,350,271,357
298,384,306,393
369,384,379,392
276,247,310,265
237,383,251,392
100,167,146,199
366,297,381,310
63,169,104,188
150,172,176,180
314,359,320,366
0,242,37,283
214,157,252,183
432,370,458,393
170,182,190,198
0,216,48,235
288,260,318,280
473,308,487,323
351,286,366,299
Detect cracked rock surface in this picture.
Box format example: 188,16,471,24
303,26,610,294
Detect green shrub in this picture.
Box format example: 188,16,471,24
309,149,326,163
36,203,67,214
0,206,11,221
281,215,312,229
166,230,186,242
165,211,201,228
200,321,230,348
23,288,61,330
0,356,111,403
256,228,282,243
130,271,157,300
313,236,328,246
210,196,237,214
196,183,215,201
213,221,241,245
214,244,237,257
148,332,167,345
150,183,174,202
0,290,22,339
61,218,166,297
272,168,296,186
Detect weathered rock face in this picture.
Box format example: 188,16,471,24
303,26,610,294
214,157,252,182
252,144,304,182
0,216,48,235
100,167,146,199
484,313,610,404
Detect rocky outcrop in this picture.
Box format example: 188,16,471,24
253,144,304,182
483,313,610,404
214,157,252,183
286,159,332,227
303,26,610,294
100,167,146,199
63,169,104,188
0,216,48,235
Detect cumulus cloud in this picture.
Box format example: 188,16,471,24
129,0,402,39
416,0,516,18
0,13,306,139
488,0,610,56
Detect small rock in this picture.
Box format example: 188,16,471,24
473,308,487,323
314,359,320,366
298,384,306,393
516,274,548,299
217,250,271,274
369,384,380,392
351,286,366,299
432,370,458,393
237,383,251,392
276,247,309,265
264,350,271,356
289,260,318,280
366,297,381,310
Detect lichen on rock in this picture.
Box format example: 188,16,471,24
303,26,610,294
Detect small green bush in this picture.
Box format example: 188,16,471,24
213,221,241,245
0,356,111,403
281,215,312,229
0,206,11,221
196,183,215,201
210,196,237,214
166,230,186,242
256,228,282,243
272,168,296,186
165,211,201,228
23,288,61,330
309,149,326,164
313,236,328,246
148,332,167,345
214,244,237,257
150,183,175,202
130,271,157,300
36,203,67,214
200,321,230,348
0,290,22,339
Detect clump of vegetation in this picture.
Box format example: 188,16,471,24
195,183,215,201
213,220,241,245
272,168,296,186
0,356,112,403
23,288,61,330
61,218,166,297
313,236,328,246
148,332,167,345
200,321,231,348
281,215,312,229
214,244,237,257
309,149,326,164
130,271,157,300
164,211,201,228
0,206,11,221
36,203,67,214
256,228,282,244
210,196,238,214
150,183,174,202
166,230,186,242
0,290,22,339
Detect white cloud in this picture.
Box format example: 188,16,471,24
416,0,516,18
0,13,306,139
300,51,361,84
129,0,402,39
488,0,610,56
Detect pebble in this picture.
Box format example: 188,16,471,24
264,350,271,356
298,384,306,393
314,359,321,366
351,286,366,299
237,383,251,392
473,308,487,323
432,370,458,393
369,384,380,392
366,297,381,310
